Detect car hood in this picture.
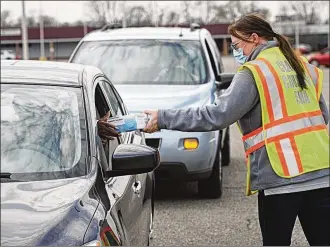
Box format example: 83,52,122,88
114,83,215,113
1,177,94,246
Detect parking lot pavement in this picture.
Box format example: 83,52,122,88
150,57,329,246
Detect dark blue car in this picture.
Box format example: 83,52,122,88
0,60,159,246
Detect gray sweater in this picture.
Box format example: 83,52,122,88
158,42,329,192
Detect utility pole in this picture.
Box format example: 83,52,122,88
295,14,300,48
122,1,127,28
39,1,46,60
21,0,29,60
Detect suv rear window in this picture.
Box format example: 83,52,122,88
71,40,208,85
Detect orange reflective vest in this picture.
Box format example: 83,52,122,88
236,47,329,195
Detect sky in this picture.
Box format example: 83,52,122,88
2,1,282,23
1,1,329,24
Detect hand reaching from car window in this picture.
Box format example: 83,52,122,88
143,110,160,133
97,111,121,141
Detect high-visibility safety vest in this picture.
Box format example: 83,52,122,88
236,47,329,196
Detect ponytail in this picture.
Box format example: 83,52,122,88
274,33,307,89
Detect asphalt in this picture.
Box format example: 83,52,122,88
150,57,329,246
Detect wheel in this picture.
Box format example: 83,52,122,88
221,129,231,167
310,60,320,67
198,142,223,199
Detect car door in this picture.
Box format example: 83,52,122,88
100,78,150,245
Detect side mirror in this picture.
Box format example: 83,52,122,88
106,144,160,177
215,73,235,90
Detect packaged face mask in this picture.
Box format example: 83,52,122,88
108,114,150,133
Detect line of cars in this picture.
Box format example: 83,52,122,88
1,24,234,246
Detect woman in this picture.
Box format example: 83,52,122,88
143,14,330,246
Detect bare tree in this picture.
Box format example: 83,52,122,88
156,7,165,27
196,1,216,24
126,5,152,27
212,3,228,23
244,1,270,19
87,1,107,26
181,1,193,24
15,14,58,27
1,10,13,27
87,1,121,26
289,1,323,24
165,11,180,26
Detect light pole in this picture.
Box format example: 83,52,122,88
122,1,127,28
295,14,300,49
21,0,29,60
39,1,46,60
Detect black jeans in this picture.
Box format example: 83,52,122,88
258,187,330,246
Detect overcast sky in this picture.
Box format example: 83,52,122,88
1,1,329,24
2,1,281,23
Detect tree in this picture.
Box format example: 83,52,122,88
156,7,165,27
165,11,180,26
1,10,13,27
41,15,58,27
212,3,229,23
126,5,152,27
15,14,58,27
244,1,270,19
223,1,270,21
196,1,217,24
289,1,323,24
87,1,120,26
181,1,193,24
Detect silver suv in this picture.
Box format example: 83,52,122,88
69,24,234,199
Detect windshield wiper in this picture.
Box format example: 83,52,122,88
0,172,25,182
0,172,12,178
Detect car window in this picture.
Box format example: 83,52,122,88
204,39,218,78
101,80,124,116
71,40,208,85
94,83,121,169
208,36,223,73
1,84,88,181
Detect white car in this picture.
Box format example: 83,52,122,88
69,24,234,199
1,50,16,60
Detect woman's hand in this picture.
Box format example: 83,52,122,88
143,110,160,133
97,111,121,141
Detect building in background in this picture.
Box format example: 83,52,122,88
1,21,328,61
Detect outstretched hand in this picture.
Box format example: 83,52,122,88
143,110,160,133
97,111,121,141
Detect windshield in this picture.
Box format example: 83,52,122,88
71,40,208,85
1,84,88,181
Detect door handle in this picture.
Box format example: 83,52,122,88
132,181,142,197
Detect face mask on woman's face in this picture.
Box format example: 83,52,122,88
233,48,247,65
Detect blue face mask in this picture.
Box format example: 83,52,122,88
233,48,247,65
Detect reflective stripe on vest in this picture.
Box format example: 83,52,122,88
250,59,287,121
301,59,323,100
243,113,325,150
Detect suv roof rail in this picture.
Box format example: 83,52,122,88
190,23,200,31
101,23,123,31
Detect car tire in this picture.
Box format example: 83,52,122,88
198,142,223,199
310,60,320,67
221,129,231,167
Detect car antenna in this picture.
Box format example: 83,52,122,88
179,27,183,37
